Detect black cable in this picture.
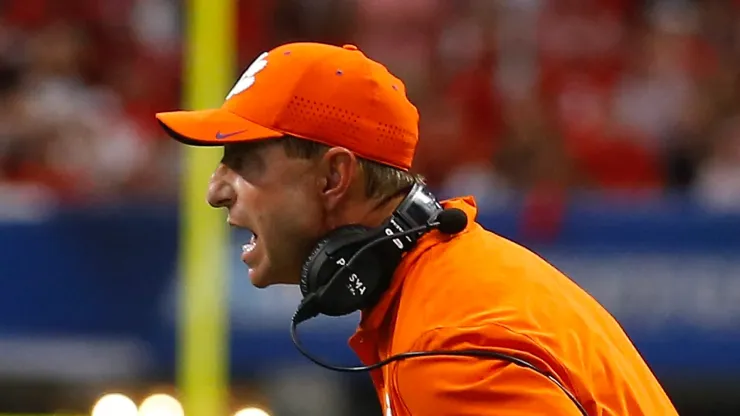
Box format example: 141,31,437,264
290,318,589,415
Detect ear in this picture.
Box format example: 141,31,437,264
318,147,358,211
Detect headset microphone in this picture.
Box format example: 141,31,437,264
433,207,468,234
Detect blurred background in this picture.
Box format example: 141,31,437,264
1,0,740,415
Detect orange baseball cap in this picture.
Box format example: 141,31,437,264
156,42,420,170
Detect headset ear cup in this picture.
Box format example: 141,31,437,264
300,236,331,297
299,225,373,309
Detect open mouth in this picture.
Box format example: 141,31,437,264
242,232,258,255
230,221,260,265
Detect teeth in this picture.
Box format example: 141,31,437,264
242,234,257,253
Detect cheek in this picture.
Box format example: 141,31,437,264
229,178,266,225
268,189,323,240
293,185,324,220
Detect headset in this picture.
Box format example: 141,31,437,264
292,182,589,416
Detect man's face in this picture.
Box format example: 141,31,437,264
207,141,326,288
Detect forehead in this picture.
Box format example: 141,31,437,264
222,140,278,159
221,140,288,167
220,139,314,181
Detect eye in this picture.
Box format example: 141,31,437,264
221,152,244,171
221,144,265,179
222,144,250,170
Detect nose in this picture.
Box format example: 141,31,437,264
206,164,235,209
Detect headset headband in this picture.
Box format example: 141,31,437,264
395,182,444,229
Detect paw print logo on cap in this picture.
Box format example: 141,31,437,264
226,52,268,100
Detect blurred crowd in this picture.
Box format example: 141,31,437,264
0,0,183,206
1,0,740,210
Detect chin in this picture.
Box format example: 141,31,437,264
247,265,291,289
248,273,272,289
250,279,272,289
247,265,271,288
248,264,301,288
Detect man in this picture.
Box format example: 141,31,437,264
156,42,678,415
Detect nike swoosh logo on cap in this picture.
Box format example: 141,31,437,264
215,130,247,139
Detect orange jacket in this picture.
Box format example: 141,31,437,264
349,197,678,416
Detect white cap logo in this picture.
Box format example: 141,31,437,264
226,52,268,100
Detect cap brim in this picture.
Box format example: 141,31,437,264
155,109,284,146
